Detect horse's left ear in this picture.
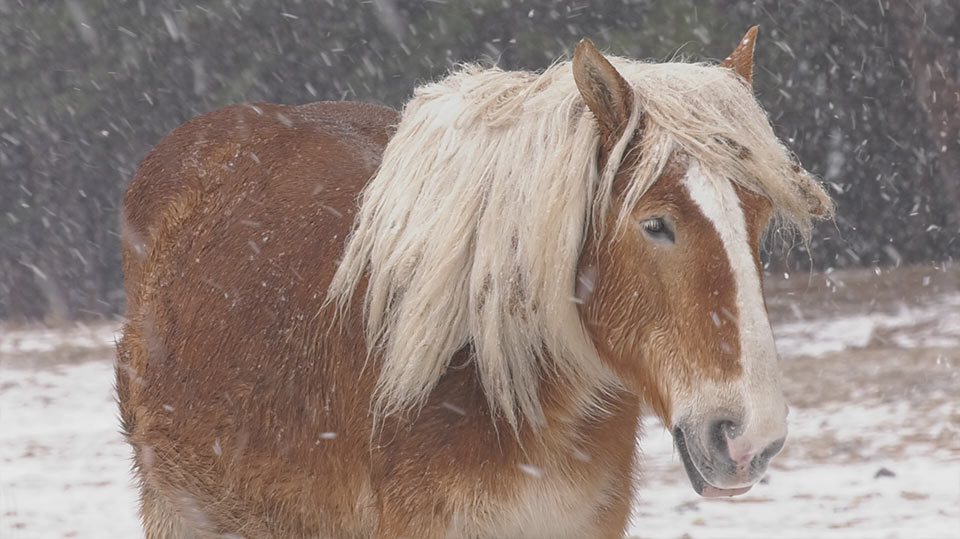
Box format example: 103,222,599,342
573,38,634,141
722,26,759,85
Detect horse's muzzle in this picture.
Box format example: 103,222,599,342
673,420,785,498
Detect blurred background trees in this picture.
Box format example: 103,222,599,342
1,0,957,321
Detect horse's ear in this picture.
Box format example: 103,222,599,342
573,38,633,140
721,26,759,86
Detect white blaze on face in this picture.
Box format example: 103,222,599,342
681,161,788,456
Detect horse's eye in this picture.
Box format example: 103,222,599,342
642,217,675,244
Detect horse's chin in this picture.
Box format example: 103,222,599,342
673,427,754,498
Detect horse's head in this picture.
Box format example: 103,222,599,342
574,28,829,497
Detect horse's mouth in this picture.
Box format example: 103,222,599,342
673,427,752,498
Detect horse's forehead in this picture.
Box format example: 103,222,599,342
731,182,775,245
678,165,755,253
632,160,700,211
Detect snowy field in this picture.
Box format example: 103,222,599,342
1,265,958,538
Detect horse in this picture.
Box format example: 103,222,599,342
115,26,832,538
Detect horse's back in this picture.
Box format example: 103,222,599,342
121,101,396,296
117,101,396,537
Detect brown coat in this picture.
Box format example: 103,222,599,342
117,101,639,538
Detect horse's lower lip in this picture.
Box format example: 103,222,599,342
673,427,753,498
700,484,752,498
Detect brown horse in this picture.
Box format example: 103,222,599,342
116,27,831,538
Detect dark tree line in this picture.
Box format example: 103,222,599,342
1,0,957,321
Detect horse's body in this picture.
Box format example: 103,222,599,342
117,29,831,538
117,100,636,537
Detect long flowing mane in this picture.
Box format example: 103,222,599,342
327,57,832,430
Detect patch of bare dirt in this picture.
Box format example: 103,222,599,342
780,347,959,409
763,262,959,322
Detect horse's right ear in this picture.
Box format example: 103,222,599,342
573,38,633,141
721,26,759,86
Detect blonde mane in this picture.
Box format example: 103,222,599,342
327,57,832,430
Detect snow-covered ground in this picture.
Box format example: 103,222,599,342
773,290,960,357
634,399,959,538
1,267,958,538
0,324,116,356
0,359,138,538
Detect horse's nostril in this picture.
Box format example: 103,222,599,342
721,420,743,438
758,436,786,464
709,419,740,457
745,436,786,473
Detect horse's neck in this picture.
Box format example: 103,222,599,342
376,343,639,453
530,373,640,446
